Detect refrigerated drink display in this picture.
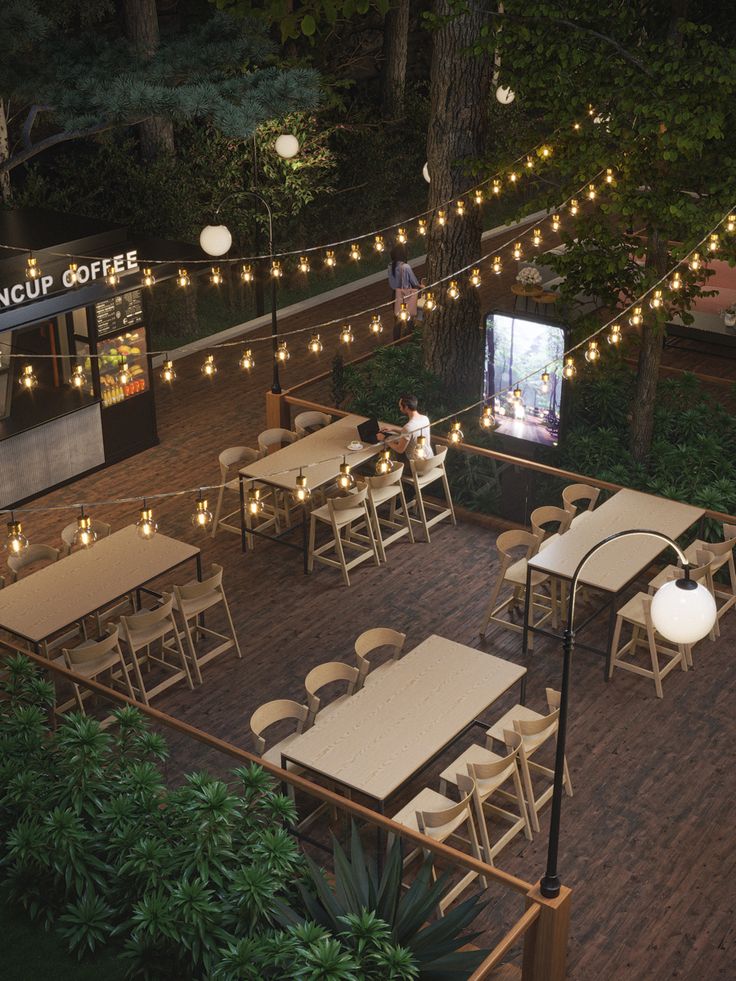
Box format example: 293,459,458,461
97,328,150,408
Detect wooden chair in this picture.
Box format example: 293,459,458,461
561,483,600,525
681,524,736,629
644,551,716,663
250,698,309,767
402,449,456,543
390,784,485,911
307,486,380,587
171,564,241,684
531,505,574,620
479,530,553,646
294,411,332,437
7,544,60,583
118,595,193,703
257,428,298,455
486,689,572,834
211,446,279,547
354,627,406,689
58,626,137,715
304,661,360,726
364,464,414,563
60,518,112,556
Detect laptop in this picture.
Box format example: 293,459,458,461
357,418,389,444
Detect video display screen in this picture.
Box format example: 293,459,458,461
483,312,565,447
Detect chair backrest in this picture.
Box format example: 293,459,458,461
354,627,406,686
664,551,714,592
329,485,369,512
416,785,474,842
367,464,404,490
258,429,298,455
496,530,541,573
120,594,175,640
457,732,522,802
411,447,447,477
545,688,561,712
304,661,359,721
7,544,60,581
60,519,112,551
723,522,736,542
511,708,559,753
175,564,224,602
531,506,572,540
219,445,261,477
63,627,122,672
294,411,332,437
698,532,736,560
250,698,309,754
562,483,600,515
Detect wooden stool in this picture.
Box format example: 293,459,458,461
403,448,456,543
365,463,414,562
172,564,241,684
307,486,380,587
609,592,688,697
479,530,554,648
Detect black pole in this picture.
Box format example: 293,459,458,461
271,266,280,394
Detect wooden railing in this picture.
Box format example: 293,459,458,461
13,648,571,981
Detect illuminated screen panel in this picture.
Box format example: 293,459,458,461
483,312,565,447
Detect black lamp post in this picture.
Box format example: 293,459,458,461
539,528,717,900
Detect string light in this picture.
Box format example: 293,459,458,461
532,228,542,247
509,172,518,184
552,214,561,232
540,145,552,159
308,333,323,354
491,256,503,275
210,266,223,286
608,323,622,345
540,370,550,392
416,435,427,454
563,356,576,379
525,155,534,170
437,210,447,226
247,487,264,516
349,243,361,261
417,219,427,236
584,340,600,363
73,508,96,549
201,354,217,378
369,313,383,334
275,341,290,362
456,200,465,217
325,250,336,268
649,289,664,310
423,291,436,311
271,260,283,278
605,168,614,184
374,235,385,253
469,268,481,288
447,280,460,300
339,323,354,344
136,501,157,540
239,349,255,370
26,255,40,280
669,271,682,291
448,420,464,444
587,184,596,201
512,242,523,260
629,306,643,327
492,179,501,195
708,234,719,253
298,255,310,273
376,449,392,475
727,215,736,233
513,385,522,401
474,189,484,205
67,263,79,286
5,514,29,555
569,199,579,217
573,121,581,131
19,364,37,390
398,302,409,322
396,228,407,244
480,405,494,429
70,364,86,389
192,492,213,530
161,358,176,382
241,264,254,284
177,268,190,288
115,359,130,385
689,252,702,271
293,469,311,503
337,457,355,491
106,267,120,288
142,267,156,287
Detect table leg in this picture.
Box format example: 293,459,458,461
522,563,532,657
302,505,309,575
239,475,247,554
604,595,617,681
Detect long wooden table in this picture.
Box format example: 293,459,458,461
282,634,526,811
523,488,704,673
238,414,381,567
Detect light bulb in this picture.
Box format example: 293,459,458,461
275,134,300,159
350,243,361,261
161,358,176,382
325,250,336,268
480,406,494,428
142,267,156,287
26,255,40,280
605,168,614,184
369,313,383,334
399,302,409,321
727,215,735,233
340,324,354,344
271,260,283,278
650,577,717,645
670,271,682,291
513,386,522,401
525,155,534,170
106,267,120,288
192,494,213,530
417,219,427,236
136,504,157,540
584,340,600,363
437,210,446,226
241,264,254,284
474,189,483,205
492,179,501,195
608,323,622,345
117,359,131,385
532,228,542,247
448,420,464,444
338,457,354,490
540,145,553,159
247,488,263,515
552,214,561,232
19,364,37,390
512,242,523,260
456,200,465,216
569,199,579,216
587,184,596,201
201,354,217,377
447,280,460,300
293,471,311,503
298,255,310,273
67,263,79,286
210,266,223,286
509,171,518,184
563,356,576,379
376,449,392,475
73,511,97,549
541,370,550,392
239,349,255,370
469,268,481,288
649,289,664,310
70,364,86,389
275,341,290,362
397,227,407,244
177,268,190,288
629,306,643,327
5,516,28,555
689,252,701,271
374,235,385,252
416,435,427,452
423,291,436,311
491,256,502,275
708,234,719,253
308,333,323,354
573,121,581,131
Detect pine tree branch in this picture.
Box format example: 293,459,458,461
21,104,50,149
1,116,148,173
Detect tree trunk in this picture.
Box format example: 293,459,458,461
122,0,175,160
423,0,492,403
629,229,668,463
380,0,410,120
0,101,11,203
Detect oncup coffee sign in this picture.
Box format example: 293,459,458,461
0,250,139,309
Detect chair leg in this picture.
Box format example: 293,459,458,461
415,489,431,542
220,593,242,658
512,764,534,840
128,647,150,706
362,507,381,568
398,485,415,544
211,483,226,539
518,754,540,833
608,615,624,679
646,624,664,698
333,528,351,587
441,469,457,526
179,613,203,685
369,500,387,563
307,516,317,573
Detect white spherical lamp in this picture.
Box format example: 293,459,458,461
496,85,516,104
275,134,300,159
650,577,717,645
199,224,232,257
422,161,431,184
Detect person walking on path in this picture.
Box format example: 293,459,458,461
388,243,421,340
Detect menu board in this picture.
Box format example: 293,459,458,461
95,289,144,336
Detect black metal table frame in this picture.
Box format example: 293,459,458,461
238,473,310,572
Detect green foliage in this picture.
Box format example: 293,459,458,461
276,823,488,979
215,0,391,43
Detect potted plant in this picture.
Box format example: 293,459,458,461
516,266,543,294
722,304,736,328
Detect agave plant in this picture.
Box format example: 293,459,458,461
275,823,488,980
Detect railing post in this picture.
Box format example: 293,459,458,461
265,389,291,430
522,882,571,981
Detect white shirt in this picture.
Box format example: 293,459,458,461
400,413,432,460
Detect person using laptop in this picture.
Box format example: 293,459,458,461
377,394,432,461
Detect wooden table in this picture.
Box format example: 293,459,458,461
0,525,200,657
523,488,704,673
238,413,381,567
283,634,526,810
